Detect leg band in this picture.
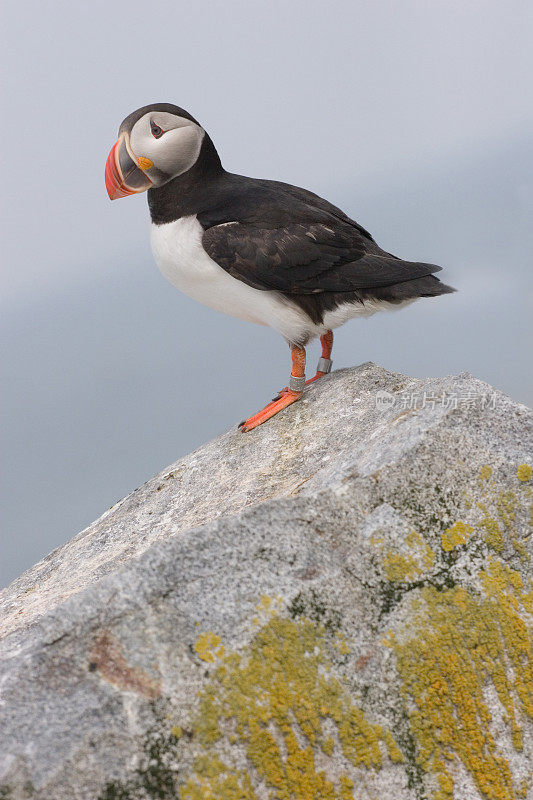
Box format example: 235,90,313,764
317,357,332,374
289,374,306,392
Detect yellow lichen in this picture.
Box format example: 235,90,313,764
389,558,532,800
339,775,355,799
183,465,531,799
497,491,517,528
194,631,225,663
184,755,256,800
509,534,529,562
516,464,532,483
478,506,505,552
182,613,403,799
383,552,420,582
383,530,435,582
259,595,273,611
474,465,531,561
384,729,404,763
479,465,493,482
441,520,473,551
334,631,351,655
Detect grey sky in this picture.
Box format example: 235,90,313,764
2,0,532,586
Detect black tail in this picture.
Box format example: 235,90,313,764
364,273,456,303
411,274,456,297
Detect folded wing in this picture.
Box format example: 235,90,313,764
202,215,442,295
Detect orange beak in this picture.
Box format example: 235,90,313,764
105,134,152,200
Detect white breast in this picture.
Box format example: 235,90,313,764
150,215,417,345
150,215,315,343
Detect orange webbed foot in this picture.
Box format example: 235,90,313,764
237,336,333,433
239,389,302,433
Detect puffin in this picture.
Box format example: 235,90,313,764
105,103,454,432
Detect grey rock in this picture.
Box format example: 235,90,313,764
0,364,531,800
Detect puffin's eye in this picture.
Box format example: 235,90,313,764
151,121,164,139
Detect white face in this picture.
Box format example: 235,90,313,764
126,111,205,187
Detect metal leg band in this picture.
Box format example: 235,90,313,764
289,374,306,392
317,357,332,374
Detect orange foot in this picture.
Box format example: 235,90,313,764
238,389,302,433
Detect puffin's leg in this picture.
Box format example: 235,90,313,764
238,345,306,433
273,330,333,398
306,330,333,385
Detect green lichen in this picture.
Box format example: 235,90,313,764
287,588,342,633
97,708,181,800
376,527,459,619
0,782,33,799
182,611,403,799
99,784,132,800
377,480,462,540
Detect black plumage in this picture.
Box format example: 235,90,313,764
123,103,454,328
111,102,456,431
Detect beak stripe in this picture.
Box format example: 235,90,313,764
105,135,152,200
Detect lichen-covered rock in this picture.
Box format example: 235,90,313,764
0,364,531,800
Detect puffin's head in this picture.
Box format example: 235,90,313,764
105,103,206,200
